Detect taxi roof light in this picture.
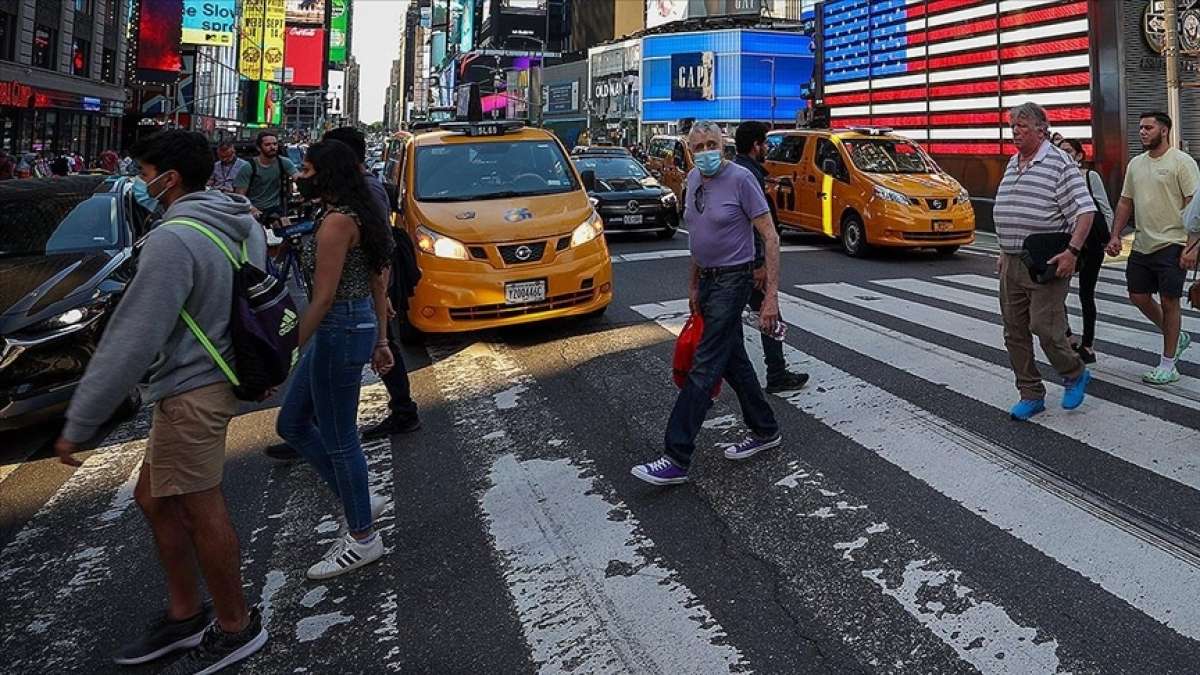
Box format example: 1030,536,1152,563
438,120,526,137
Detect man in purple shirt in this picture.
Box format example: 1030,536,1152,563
632,121,783,486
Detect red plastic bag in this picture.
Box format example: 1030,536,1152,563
673,314,722,396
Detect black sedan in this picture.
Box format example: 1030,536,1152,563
574,153,679,239
0,175,154,430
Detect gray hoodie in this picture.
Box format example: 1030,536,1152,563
63,190,267,443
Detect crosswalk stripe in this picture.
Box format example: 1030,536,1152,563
943,274,1200,334
1082,278,1200,318
643,295,1200,644
426,341,747,673
808,281,1200,411
611,245,822,263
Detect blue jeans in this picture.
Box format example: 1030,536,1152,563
665,266,779,469
277,298,377,533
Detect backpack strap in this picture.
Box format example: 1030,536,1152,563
166,217,249,265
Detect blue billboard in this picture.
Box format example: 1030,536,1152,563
642,30,815,123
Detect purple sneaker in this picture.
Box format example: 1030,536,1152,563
631,456,689,485
724,434,782,461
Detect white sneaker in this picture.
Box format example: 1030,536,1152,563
327,494,389,556
307,532,384,580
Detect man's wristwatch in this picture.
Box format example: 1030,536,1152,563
1067,244,1081,256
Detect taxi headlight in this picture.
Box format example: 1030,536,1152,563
873,185,911,205
571,212,604,247
415,225,469,260
955,187,971,205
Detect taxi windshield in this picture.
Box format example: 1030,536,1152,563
842,139,935,174
415,140,578,202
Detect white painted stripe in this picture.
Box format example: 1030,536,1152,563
929,127,1003,140
831,105,871,117
781,288,1200,491
1098,265,1128,283
611,245,822,264
927,2,999,27
1001,89,1092,108
871,101,928,115
942,274,1200,335
1000,54,1090,76
927,34,998,56
929,96,999,111
635,299,1066,673
1000,19,1089,44
928,65,999,84
815,280,1200,411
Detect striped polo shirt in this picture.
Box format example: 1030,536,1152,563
993,140,1096,254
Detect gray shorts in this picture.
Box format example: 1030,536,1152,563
1127,244,1186,298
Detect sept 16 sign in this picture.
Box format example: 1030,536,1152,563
671,51,716,101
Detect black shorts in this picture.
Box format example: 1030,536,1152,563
1126,244,1187,298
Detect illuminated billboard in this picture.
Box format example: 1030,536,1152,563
181,0,236,46
285,26,326,88
243,80,284,125
136,0,184,82
240,0,287,81
822,0,1093,156
328,0,348,66
646,0,765,29
286,0,325,25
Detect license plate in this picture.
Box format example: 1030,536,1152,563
505,280,546,305
933,220,953,232
623,214,643,225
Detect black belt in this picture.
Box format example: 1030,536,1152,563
697,262,755,278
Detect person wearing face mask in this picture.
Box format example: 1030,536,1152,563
733,121,809,393
632,121,783,486
53,131,269,672
1057,138,1113,364
208,141,248,193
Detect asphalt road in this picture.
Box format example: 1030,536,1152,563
3,228,1200,674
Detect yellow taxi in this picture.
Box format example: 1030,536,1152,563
395,119,612,335
763,127,975,257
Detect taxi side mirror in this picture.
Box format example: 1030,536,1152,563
580,169,596,192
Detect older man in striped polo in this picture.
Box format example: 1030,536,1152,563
993,101,1096,421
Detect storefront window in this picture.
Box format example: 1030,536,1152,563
33,25,57,69
73,38,90,76
0,11,15,61
74,0,94,14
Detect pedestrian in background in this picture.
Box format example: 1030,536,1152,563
732,120,809,393
993,102,1095,421
53,130,269,672
0,152,13,180
1105,111,1200,384
274,139,396,579
208,141,248,193
50,155,70,176
1057,138,1113,364
234,131,297,220
98,149,120,174
631,120,783,486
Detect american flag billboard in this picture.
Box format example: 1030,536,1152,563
822,0,1093,156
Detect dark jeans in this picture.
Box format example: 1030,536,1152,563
277,298,376,533
748,286,786,381
665,266,779,469
383,326,419,421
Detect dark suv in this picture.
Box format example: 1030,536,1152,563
574,152,679,239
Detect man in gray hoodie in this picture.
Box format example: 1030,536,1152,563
54,131,269,673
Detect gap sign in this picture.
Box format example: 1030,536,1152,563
181,0,236,46
671,51,716,101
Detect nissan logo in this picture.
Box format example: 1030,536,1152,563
514,245,533,261
627,200,640,213
932,199,945,209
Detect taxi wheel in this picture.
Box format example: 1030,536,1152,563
840,214,870,258
935,245,959,257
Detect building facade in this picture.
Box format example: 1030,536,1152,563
542,58,587,147
0,0,127,159
588,38,640,145
345,55,361,126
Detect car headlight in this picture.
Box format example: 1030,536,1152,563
955,187,971,205
571,211,604,247
24,301,107,336
660,191,677,205
414,225,469,260
873,185,911,205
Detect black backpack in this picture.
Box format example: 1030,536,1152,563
169,218,300,401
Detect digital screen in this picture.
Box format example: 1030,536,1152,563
136,0,184,82
181,0,236,46
328,0,347,65
285,26,325,88
822,0,1093,156
285,0,325,25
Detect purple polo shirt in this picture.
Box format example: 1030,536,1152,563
685,161,770,269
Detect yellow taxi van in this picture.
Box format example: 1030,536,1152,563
392,119,612,336
763,127,975,257
645,134,737,205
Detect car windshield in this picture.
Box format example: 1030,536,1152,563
841,139,935,174
415,140,578,201
573,156,649,192
0,194,118,258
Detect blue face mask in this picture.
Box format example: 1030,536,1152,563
132,172,169,214
694,150,723,177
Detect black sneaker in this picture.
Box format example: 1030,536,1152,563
765,371,810,393
158,606,268,675
112,603,213,665
362,414,421,441
263,443,300,461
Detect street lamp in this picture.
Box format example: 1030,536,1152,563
762,58,776,129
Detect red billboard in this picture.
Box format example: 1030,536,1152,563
284,26,326,88
136,0,184,82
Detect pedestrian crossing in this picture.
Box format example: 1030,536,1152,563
5,268,1200,672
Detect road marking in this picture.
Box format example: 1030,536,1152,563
635,300,1066,673
429,341,747,674
611,245,822,263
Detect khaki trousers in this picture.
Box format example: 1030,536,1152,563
999,254,1085,400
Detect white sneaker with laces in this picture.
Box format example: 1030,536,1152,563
307,532,384,580
326,494,389,556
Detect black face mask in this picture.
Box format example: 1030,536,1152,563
295,175,319,201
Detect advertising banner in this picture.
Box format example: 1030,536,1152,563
136,0,184,82
670,51,716,101
546,82,578,114
181,0,236,46
646,0,764,29
239,0,265,78
328,0,348,66
243,80,284,125
327,70,345,115
264,0,287,81
285,26,325,87
285,0,325,25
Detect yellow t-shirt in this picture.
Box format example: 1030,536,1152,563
1121,147,1200,254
